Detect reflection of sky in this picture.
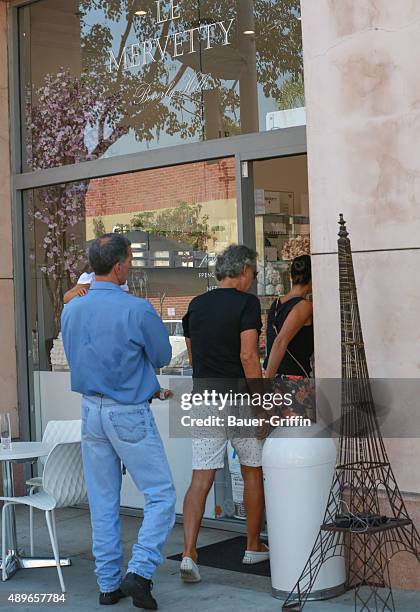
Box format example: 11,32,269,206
80,1,302,157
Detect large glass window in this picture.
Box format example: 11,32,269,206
25,158,237,379
20,0,304,171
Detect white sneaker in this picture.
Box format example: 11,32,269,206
180,556,201,583
242,544,270,564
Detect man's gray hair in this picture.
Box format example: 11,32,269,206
215,244,257,281
89,233,131,276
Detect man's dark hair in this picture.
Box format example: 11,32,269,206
88,233,131,276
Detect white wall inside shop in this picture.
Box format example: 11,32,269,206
37,372,214,517
254,155,309,216
301,0,420,494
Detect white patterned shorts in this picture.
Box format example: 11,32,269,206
192,436,263,470
188,399,263,470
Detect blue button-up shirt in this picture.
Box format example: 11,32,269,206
61,282,172,404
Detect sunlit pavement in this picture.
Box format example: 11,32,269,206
1,506,419,612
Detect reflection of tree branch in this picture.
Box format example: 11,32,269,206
115,0,136,83
91,124,129,159
97,64,189,157
143,20,170,85
95,13,175,161
43,243,54,313
93,1,137,152
170,63,188,88
98,114,105,148
176,103,197,115
159,292,166,318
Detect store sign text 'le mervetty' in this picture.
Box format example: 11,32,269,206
108,0,235,72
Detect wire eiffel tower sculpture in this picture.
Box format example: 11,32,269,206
282,215,420,612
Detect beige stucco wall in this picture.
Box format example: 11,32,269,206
301,0,420,588
0,1,18,437
301,1,420,491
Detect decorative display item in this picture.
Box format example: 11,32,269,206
0,412,12,451
281,235,310,261
264,192,281,214
265,246,278,262
50,333,70,372
282,216,420,612
257,262,284,297
168,349,190,368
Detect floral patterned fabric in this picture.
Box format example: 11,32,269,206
258,375,315,439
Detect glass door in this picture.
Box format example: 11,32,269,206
213,154,310,526
253,155,310,359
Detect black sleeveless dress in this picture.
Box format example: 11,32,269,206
264,296,314,377
261,297,316,427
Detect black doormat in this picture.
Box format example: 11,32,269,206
167,536,270,577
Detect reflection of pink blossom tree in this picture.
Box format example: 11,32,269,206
27,70,129,335
32,183,88,334
27,70,128,170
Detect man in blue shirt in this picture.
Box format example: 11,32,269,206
62,234,175,610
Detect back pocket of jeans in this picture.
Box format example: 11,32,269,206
110,411,148,443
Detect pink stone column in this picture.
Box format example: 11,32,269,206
301,0,420,589
0,1,18,438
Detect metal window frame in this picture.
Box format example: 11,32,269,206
13,127,307,191
8,0,307,443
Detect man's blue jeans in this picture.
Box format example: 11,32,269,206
81,395,176,593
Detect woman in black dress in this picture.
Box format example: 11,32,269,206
264,255,314,420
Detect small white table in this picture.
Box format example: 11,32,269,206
0,442,71,580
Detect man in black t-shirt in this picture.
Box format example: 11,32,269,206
179,245,269,584
182,283,262,380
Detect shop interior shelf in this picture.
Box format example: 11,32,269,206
264,231,289,237
256,212,310,222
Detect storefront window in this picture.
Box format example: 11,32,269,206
20,0,304,171
252,154,309,359
24,158,237,379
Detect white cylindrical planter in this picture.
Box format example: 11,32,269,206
262,423,346,601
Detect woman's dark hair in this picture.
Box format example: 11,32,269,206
88,233,131,276
291,254,311,286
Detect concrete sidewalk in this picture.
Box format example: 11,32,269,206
0,507,419,611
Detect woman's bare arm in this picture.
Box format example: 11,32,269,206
63,284,90,304
265,301,313,378
240,329,263,379
185,337,193,366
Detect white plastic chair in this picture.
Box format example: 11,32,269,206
1,441,86,592
26,420,81,555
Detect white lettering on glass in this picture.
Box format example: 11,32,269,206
218,18,235,46
142,40,155,65
156,0,181,24
173,31,184,57
133,72,212,105
108,0,236,74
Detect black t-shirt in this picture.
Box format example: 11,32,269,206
182,288,262,379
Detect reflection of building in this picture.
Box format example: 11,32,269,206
117,229,216,320
85,160,237,318
85,159,237,247
1,0,420,590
